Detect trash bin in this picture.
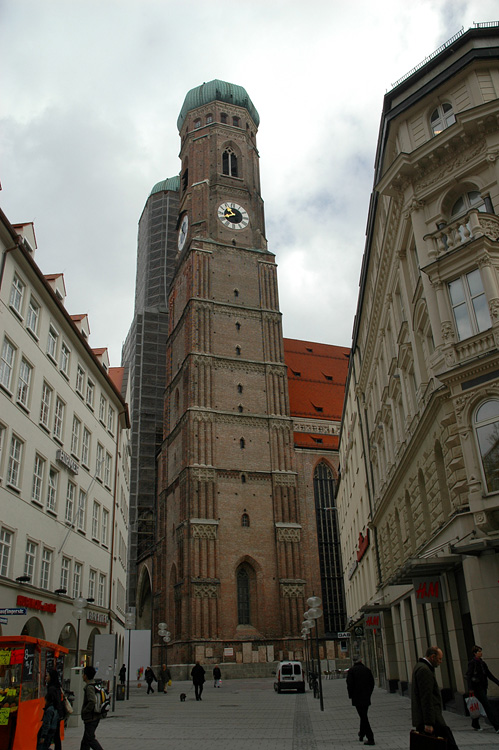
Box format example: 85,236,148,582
116,684,125,701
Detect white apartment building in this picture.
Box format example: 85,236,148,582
337,24,499,709
0,207,130,679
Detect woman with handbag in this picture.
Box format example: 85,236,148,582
465,645,499,732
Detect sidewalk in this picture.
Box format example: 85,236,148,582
60,676,499,749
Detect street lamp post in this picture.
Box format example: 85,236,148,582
125,610,135,701
72,596,87,668
305,596,324,711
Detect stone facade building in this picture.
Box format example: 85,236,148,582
0,209,130,677
337,24,499,705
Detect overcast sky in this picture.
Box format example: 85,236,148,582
2,0,497,365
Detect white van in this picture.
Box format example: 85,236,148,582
274,661,305,693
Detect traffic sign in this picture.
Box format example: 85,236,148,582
0,607,27,615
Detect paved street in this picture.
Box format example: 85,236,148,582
61,677,499,750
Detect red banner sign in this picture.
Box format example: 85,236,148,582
17,595,56,613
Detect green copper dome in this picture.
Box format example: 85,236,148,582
149,175,180,196
177,79,260,131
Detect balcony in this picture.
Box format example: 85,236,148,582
425,211,499,259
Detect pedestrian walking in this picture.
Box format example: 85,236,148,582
119,665,126,685
80,665,104,750
37,669,64,750
346,658,375,746
213,665,222,688
159,664,171,693
411,646,459,750
145,666,157,694
466,645,499,732
191,661,205,701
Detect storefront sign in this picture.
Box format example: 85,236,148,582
0,607,27,616
17,595,56,613
87,610,109,625
413,577,442,602
364,614,381,630
56,448,79,475
357,529,369,562
223,647,234,656
337,632,351,639
354,625,365,638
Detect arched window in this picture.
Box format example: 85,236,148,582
237,567,250,623
430,102,455,135
193,118,201,130
222,148,238,177
474,399,499,494
221,113,228,124
240,438,245,449
313,463,346,634
235,346,241,356
241,513,250,527
235,322,241,331
233,116,240,127
237,384,243,393
238,405,243,413
206,113,213,124
451,190,486,218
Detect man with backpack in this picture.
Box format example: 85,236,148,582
81,666,105,750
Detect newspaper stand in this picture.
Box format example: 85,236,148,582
0,635,68,750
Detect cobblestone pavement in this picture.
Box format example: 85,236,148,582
60,677,499,749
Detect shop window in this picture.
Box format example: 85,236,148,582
474,399,499,494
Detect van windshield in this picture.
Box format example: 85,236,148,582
294,664,301,675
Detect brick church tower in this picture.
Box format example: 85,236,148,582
154,81,321,669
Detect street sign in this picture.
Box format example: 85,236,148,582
0,617,7,625
0,607,27,615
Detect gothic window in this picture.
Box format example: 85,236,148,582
234,289,239,297
232,116,240,127
241,513,250,527
474,399,499,494
313,463,346,634
235,322,241,331
237,384,243,393
430,102,455,135
194,118,201,129
222,149,238,177
448,269,491,340
240,438,245,449
221,113,228,124
206,113,213,124
238,405,243,413
237,566,250,624
236,346,241,356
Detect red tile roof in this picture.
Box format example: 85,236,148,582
293,432,339,450
284,338,349,422
109,367,125,392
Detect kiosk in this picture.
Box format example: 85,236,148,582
0,635,69,750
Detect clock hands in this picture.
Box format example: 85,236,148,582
224,207,236,219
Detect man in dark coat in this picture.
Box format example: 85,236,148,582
191,661,206,701
81,666,105,750
411,646,459,750
119,664,126,685
465,645,499,731
346,658,375,745
144,666,156,694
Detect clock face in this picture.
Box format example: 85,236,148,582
217,202,250,230
178,214,189,251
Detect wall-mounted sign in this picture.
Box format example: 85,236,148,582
337,632,351,639
357,529,369,562
0,607,27,616
56,449,79,475
17,595,56,613
354,625,365,638
364,614,381,630
413,577,442,602
87,610,109,626
223,647,234,656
